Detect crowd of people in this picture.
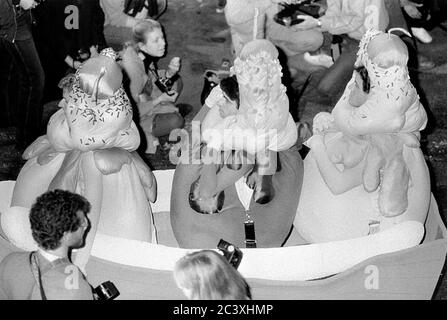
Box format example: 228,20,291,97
0,0,445,300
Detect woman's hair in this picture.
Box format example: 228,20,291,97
132,18,162,45
354,66,371,94
174,250,252,300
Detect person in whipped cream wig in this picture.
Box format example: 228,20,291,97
295,28,430,243
191,39,297,214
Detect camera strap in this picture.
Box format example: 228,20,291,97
29,252,47,300
244,212,257,248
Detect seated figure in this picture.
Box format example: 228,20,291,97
224,0,325,71
194,40,298,213
5,48,157,271
295,29,430,243
121,19,184,154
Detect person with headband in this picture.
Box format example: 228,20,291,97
121,19,185,154
296,28,430,243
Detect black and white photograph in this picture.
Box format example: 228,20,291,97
0,0,446,306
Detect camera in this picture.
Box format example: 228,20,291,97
217,239,243,270
93,281,120,300
274,1,320,27
154,74,178,96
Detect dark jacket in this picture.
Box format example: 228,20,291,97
0,0,19,42
0,0,32,42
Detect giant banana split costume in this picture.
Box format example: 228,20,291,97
171,39,302,249
1,49,157,270
295,29,430,243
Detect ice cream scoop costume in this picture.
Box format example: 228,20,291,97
295,29,430,243
4,49,156,269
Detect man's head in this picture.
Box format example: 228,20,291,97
29,190,91,251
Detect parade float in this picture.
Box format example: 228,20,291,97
0,34,446,300
0,169,446,299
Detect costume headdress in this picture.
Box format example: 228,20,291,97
48,48,138,152
352,29,427,134
231,39,287,129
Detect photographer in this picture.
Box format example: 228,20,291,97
291,0,389,96
121,19,184,154
0,190,95,300
0,0,45,148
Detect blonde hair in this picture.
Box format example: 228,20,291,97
132,18,162,45
173,250,252,300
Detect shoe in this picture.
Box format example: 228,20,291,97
303,52,334,68
411,27,433,44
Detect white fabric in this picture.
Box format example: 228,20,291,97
93,220,423,280
234,176,254,211
0,177,424,281
38,249,61,262
150,170,175,213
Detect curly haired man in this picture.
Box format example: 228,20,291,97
0,190,95,300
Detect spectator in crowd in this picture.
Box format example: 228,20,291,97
293,0,389,96
385,0,435,70
100,0,167,46
33,0,106,102
401,0,447,44
173,250,252,300
224,0,331,73
121,19,184,154
0,190,94,300
0,0,45,148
